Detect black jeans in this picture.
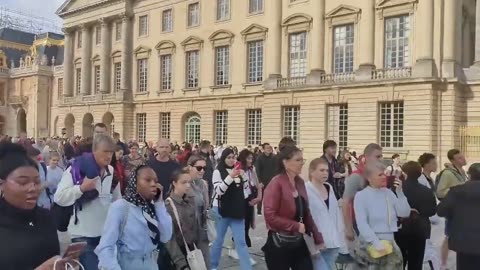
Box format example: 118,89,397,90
395,233,426,270
457,252,480,270
262,233,313,270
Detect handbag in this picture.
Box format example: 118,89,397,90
272,195,319,255
167,198,208,270
206,209,217,242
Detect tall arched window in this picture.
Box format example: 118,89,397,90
185,115,201,144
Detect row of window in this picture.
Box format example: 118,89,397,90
136,40,262,92
137,0,263,37
135,101,404,149
139,15,409,92
66,14,409,94
76,21,123,49
62,63,122,96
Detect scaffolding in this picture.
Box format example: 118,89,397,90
0,5,62,34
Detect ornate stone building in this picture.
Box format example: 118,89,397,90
12,0,480,162
0,28,64,138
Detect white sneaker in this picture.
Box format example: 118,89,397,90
250,258,257,266
228,249,239,260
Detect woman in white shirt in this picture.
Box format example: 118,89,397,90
306,158,343,269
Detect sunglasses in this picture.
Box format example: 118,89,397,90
194,166,206,172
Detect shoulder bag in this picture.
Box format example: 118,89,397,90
166,198,207,270
271,195,319,255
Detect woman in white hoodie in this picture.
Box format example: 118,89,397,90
306,158,344,269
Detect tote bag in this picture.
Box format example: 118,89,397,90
167,198,208,270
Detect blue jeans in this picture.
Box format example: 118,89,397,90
118,251,158,270
210,207,252,270
72,237,101,270
312,248,339,270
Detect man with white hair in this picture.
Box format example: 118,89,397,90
54,134,121,269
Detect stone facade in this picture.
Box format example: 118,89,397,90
4,0,480,164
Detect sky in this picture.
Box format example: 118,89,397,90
3,0,65,24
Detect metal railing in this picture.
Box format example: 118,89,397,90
460,126,480,158
371,67,412,80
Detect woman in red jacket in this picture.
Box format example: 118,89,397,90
262,145,325,270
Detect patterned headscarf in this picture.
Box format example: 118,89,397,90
123,164,160,245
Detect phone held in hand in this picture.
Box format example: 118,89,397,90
234,161,242,170
63,242,87,258
154,188,161,201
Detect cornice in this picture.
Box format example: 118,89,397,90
0,40,31,51
57,0,125,18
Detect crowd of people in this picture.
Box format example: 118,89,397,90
0,122,479,270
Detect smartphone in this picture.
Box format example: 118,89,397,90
154,188,161,201
386,176,395,189
234,161,242,170
63,242,87,258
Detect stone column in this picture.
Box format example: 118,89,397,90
413,0,434,77
120,15,131,93
100,18,111,93
307,0,326,85
356,0,376,80
264,0,282,89
443,0,459,77
80,25,92,95
62,29,74,97
474,0,480,65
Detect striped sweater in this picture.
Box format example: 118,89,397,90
211,168,249,207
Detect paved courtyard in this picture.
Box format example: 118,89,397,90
219,215,456,270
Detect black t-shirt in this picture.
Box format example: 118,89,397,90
147,157,181,199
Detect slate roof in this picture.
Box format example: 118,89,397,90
0,28,64,67
0,28,35,45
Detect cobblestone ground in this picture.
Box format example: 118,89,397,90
220,215,456,270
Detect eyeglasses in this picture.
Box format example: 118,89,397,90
194,166,206,172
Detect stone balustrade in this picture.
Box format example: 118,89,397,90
371,67,412,80
272,68,412,89
82,95,97,102
277,77,307,88
0,67,8,75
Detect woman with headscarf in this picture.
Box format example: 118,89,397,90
95,164,173,270
210,148,253,270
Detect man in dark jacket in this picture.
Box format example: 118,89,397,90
198,140,214,199
254,143,276,215
437,163,480,270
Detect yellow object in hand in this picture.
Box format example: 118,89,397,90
367,240,393,259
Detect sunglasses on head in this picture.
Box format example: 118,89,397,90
194,166,206,172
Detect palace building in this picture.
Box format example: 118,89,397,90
2,0,480,163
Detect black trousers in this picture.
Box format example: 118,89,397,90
262,233,313,270
244,204,254,247
257,183,267,214
457,252,480,270
395,233,426,270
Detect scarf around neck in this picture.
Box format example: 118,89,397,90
123,164,160,245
